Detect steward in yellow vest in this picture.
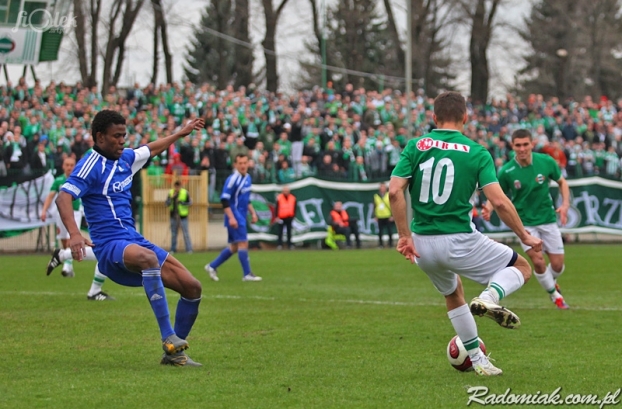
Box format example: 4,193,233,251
166,181,193,253
374,184,394,248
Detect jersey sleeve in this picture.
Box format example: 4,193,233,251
60,155,98,199
497,167,511,194
391,141,415,178
477,149,498,188
220,173,239,200
50,178,63,192
128,146,151,175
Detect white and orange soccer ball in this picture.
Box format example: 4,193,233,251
446,335,487,372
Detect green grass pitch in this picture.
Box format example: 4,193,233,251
0,245,620,408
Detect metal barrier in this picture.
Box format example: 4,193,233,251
140,170,209,251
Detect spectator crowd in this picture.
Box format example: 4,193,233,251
2,78,622,201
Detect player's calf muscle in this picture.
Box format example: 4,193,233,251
513,256,532,282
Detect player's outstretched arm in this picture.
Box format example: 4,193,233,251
147,118,204,158
56,191,93,261
40,191,56,222
389,176,420,262
248,203,258,224
556,177,570,226
482,183,542,252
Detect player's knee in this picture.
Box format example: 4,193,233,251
135,249,159,269
550,259,564,273
513,255,532,282
186,276,202,299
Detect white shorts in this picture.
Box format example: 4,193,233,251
56,210,83,240
520,223,564,254
413,231,516,296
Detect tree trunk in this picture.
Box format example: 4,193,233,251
262,0,290,92
101,0,123,94
309,0,322,53
160,14,173,83
468,0,499,104
151,0,172,83
151,6,160,84
106,0,146,89
88,0,102,89
382,0,404,74
234,0,252,87
72,0,89,85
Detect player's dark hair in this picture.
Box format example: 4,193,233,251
235,153,248,162
511,129,532,142
91,110,126,143
433,92,466,124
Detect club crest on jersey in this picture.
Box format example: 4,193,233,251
536,174,545,184
514,180,521,189
416,137,470,153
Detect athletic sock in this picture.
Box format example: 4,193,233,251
549,263,565,280
59,248,71,261
84,246,97,261
174,297,201,340
59,247,96,261
238,249,251,276
448,304,481,359
87,264,106,297
482,266,525,303
210,248,233,269
63,259,73,270
142,268,175,340
534,269,557,296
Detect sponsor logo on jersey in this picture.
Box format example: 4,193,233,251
514,180,521,189
112,175,133,193
505,166,516,173
536,174,545,184
416,137,471,153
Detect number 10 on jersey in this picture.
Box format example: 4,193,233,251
418,158,455,205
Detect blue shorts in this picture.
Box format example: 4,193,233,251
227,224,248,243
94,234,169,287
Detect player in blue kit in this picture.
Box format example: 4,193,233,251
56,110,205,367
205,154,262,282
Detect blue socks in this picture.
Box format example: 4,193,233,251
238,249,251,276
210,247,233,269
142,268,175,340
174,297,201,340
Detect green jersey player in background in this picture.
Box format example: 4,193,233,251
389,91,542,376
482,129,570,310
41,156,114,300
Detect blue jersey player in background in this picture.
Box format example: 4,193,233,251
56,110,205,367
205,154,262,282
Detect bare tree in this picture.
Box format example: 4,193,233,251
71,0,144,92
382,0,405,72
72,0,90,86
261,0,291,92
150,0,173,84
72,0,102,88
459,0,501,103
233,0,253,87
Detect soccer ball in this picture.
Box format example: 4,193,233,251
446,335,487,372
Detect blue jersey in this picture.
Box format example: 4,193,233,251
221,170,252,227
60,146,151,245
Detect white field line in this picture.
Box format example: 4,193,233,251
0,290,621,311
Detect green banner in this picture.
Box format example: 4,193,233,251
248,177,622,243
249,178,389,243
483,177,622,237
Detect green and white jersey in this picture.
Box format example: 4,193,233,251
391,129,498,235
497,153,561,226
51,174,82,211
